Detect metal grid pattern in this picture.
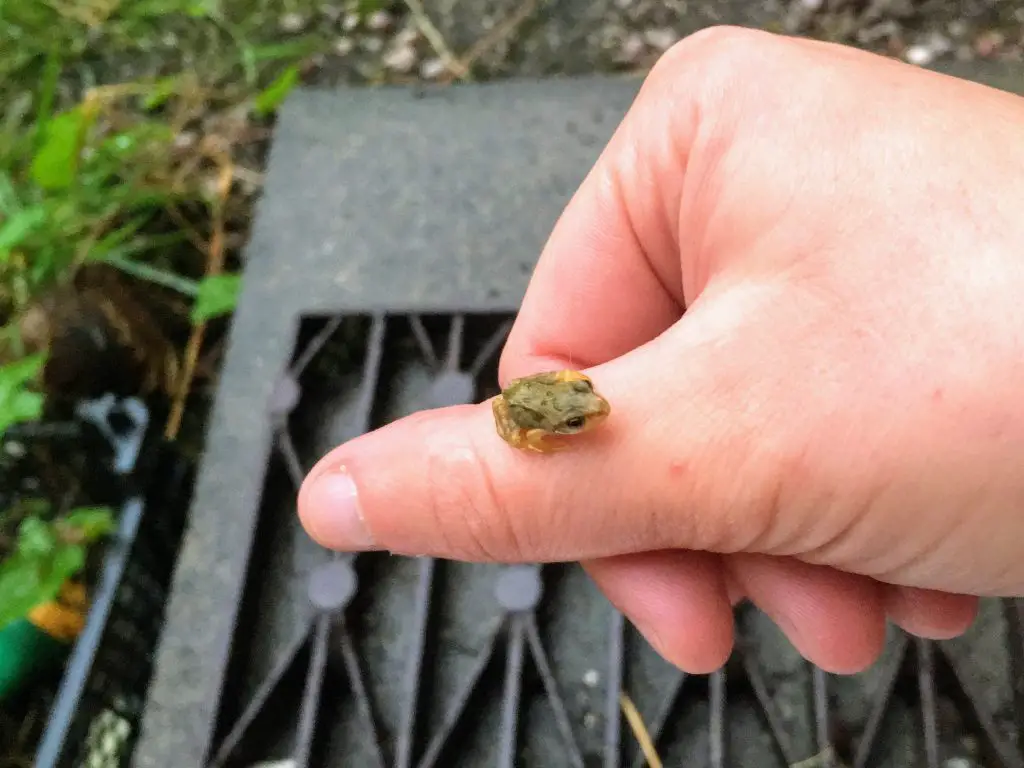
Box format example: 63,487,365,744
196,312,1024,768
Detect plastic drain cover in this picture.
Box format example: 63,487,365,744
308,559,357,612
495,565,542,612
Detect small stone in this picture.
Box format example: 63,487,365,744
857,19,900,45
355,59,383,79
617,32,646,64
367,10,393,30
583,711,599,729
943,758,971,768
904,44,935,66
334,36,354,56
582,669,600,687
279,12,306,33
947,19,968,38
362,36,384,53
3,440,25,458
342,11,360,30
974,30,1004,58
384,44,417,73
420,57,447,79
173,131,197,150
201,172,225,200
644,27,679,52
925,31,952,56
801,0,824,12
162,31,178,47
320,4,341,22
394,26,420,46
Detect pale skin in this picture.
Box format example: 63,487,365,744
298,27,1024,676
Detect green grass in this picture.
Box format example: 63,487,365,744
0,0,341,340
0,0,388,650
2,1,337,98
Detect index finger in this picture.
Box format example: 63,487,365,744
498,50,699,383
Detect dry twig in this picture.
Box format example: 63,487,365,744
403,0,466,78
790,746,841,768
438,0,540,84
620,692,663,768
163,155,232,440
405,0,542,83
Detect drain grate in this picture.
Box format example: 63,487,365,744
177,314,1024,768
134,74,1024,768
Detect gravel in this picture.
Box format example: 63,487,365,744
302,0,1024,87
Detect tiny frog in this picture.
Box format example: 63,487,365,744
491,369,611,453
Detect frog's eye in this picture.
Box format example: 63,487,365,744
563,416,586,431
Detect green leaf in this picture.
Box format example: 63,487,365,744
0,507,113,631
191,273,242,323
0,390,44,432
142,76,180,110
0,353,46,434
30,109,86,190
18,517,56,557
0,172,21,216
249,40,316,64
253,66,299,117
355,0,387,13
0,522,84,631
48,546,85,590
0,353,45,388
185,0,220,18
0,557,46,631
0,545,84,631
0,206,47,258
61,507,116,541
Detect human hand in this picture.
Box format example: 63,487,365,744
297,27,1024,675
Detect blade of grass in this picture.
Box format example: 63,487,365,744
33,47,61,149
100,252,200,296
0,172,21,216
253,65,299,117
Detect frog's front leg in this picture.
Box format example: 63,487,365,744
523,429,569,453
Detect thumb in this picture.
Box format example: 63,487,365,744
297,283,784,562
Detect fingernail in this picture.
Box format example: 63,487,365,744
305,465,376,550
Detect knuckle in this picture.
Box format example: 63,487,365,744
650,25,785,101
422,437,526,562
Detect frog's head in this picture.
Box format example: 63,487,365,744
546,377,611,434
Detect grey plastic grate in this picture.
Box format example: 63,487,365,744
194,313,1024,768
